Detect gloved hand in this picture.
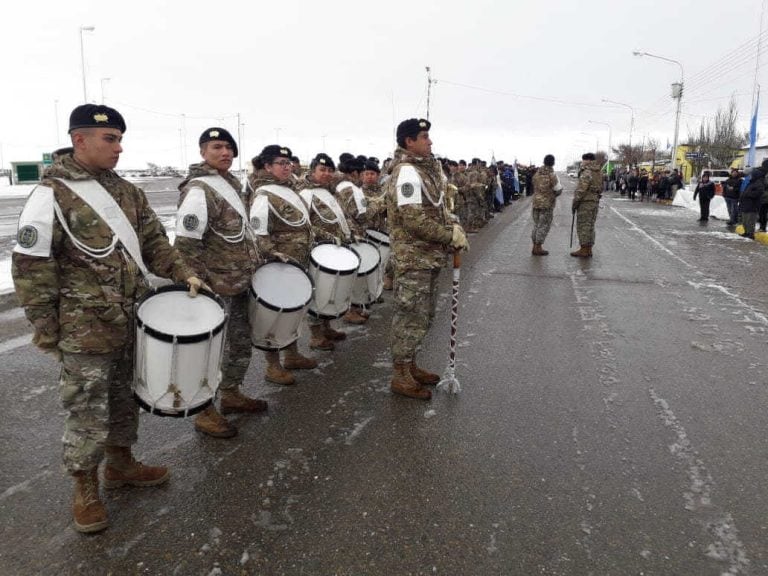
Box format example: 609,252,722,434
451,224,469,251
352,233,365,244
186,276,210,298
571,200,580,214
334,236,343,246
271,251,291,263
32,316,61,361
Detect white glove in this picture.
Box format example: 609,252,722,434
451,224,469,251
186,276,211,298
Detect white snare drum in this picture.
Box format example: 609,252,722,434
134,285,227,417
365,229,391,270
249,261,313,350
308,243,360,319
350,241,382,306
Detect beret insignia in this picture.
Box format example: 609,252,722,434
419,121,427,128
280,148,289,156
209,130,219,138
93,113,109,123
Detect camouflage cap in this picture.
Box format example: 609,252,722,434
68,104,126,133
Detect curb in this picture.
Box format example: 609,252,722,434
733,225,768,245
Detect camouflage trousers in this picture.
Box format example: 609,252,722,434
531,207,554,244
391,268,440,362
576,202,599,246
59,349,138,473
220,292,253,391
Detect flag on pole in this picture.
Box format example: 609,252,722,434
748,91,760,167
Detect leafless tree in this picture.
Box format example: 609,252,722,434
686,96,748,174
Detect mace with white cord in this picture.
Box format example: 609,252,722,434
437,251,462,394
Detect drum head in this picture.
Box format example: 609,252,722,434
251,262,313,311
138,289,225,340
350,242,381,275
310,244,360,275
366,229,390,246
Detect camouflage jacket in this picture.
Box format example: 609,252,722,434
451,172,471,204
386,147,453,272
335,179,370,237
248,170,313,266
465,167,489,201
362,182,388,232
12,153,194,354
531,165,560,210
294,175,348,243
175,162,262,296
574,161,603,203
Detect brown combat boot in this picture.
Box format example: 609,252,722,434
532,243,549,256
264,350,296,384
391,361,431,400
322,323,347,341
193,405,237,439
220,389,268,414
382,275,393,291
309,324,335,351
570,245,592,258
343,307,368,325
409,361,441,386
282,344,318,370
72,470,108,533
103,446,170,488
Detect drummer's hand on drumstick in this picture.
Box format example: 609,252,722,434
451,224,470,252
271,251,293,264
186,276,210,298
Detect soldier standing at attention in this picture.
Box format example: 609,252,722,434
570,152,603,258
12,104,204,533
175,128,270,439
387,118,469,400
530,154,562,256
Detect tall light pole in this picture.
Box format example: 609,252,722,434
588,120,612,161
79,26,95,102
100,77,111,104
633,50,684,171
602,98,635,164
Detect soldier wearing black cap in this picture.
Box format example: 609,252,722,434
248,144,318,384
175,127,271,438
12,104,204,533
386,118,469,400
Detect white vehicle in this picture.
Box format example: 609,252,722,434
700,168,729,184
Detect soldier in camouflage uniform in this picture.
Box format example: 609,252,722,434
387,118,469,400
530,154,562,256
294,153,358,342
175,128,271,439
360,159,393,290
571,152,603,258
12,104,204,533
248,145,318,385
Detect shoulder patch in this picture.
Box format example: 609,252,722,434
13,185,55,257
175,186,208,240
250,194,269,235
396,165,423,207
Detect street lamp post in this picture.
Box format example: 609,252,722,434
633,50,684,171
79,26,95,102
602,98,635,165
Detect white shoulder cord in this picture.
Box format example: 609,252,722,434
209,220,246,243
53,200,119,259
264,195,309,228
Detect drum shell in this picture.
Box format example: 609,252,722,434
248,261,313,350
350,241,382,306
365,229,391,270
134,285,227,417
308,243,360,319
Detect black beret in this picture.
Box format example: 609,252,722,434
396,118,431,143
356,155,368,164
259,144,293,163
339,158,364,174
582,152,596,161
363,160,380,173
339,152,355,164
68,104,126,133
310,153,336,171
543,154,555,166
199,127,238,158
368,157,380,165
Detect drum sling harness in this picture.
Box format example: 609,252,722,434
256,184,310,227
299,188,350,239
190,175,249,243
336,181,367,216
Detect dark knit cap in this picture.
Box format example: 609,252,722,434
68,104,126,133
199,127,238,158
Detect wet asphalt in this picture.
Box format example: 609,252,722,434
2,177,768,575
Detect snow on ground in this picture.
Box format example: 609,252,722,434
0,183,35,198
672,186,730,220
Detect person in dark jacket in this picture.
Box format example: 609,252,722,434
638,169,649,201
722,168,742,226
740,166,765,239
759,161,768,232
693,171,716,222
628,169,639,201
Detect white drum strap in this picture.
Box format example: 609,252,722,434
191,175,246,243
52,178,148,276
336,181,367,215
301,188,350,238
258,184,310,228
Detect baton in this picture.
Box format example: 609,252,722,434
570,210,575,248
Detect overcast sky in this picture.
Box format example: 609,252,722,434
1,0,766,171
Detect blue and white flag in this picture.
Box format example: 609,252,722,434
747,92,759,167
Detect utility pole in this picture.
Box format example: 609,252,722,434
425,66,437,120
